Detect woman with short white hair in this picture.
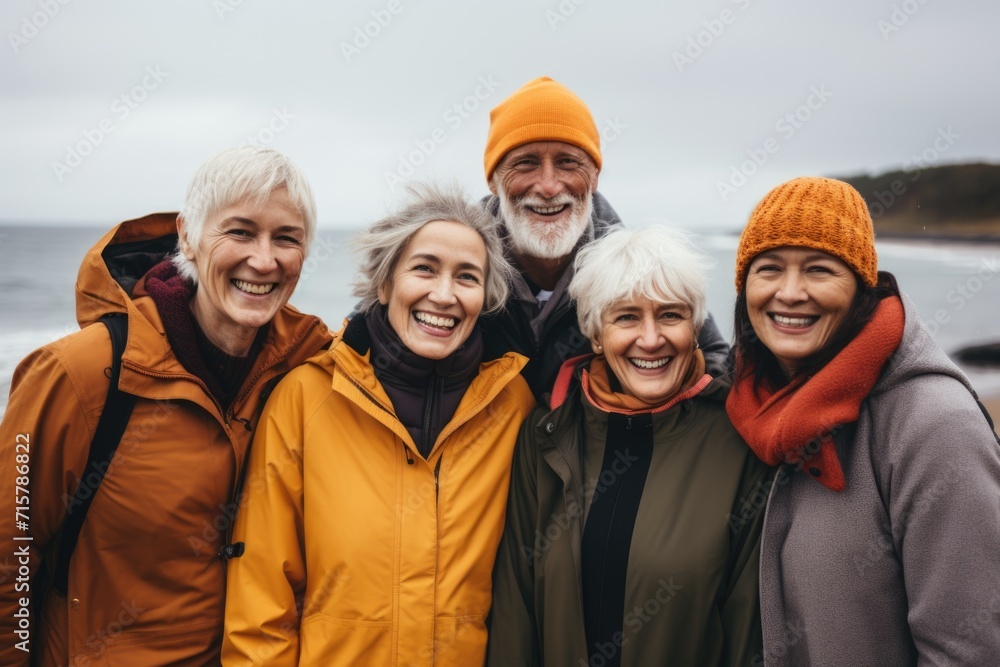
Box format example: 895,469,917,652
0,146,331,665
489,226,770,666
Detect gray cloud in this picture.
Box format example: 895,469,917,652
2,0,997,230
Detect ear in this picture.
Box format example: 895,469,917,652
176,215,195,260
487,174,499,197
590,337,603,355
377,283,389,306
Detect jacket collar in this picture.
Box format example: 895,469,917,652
78,214,332,418
318,315,530,460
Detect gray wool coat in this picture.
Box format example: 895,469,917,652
758,294,1000,666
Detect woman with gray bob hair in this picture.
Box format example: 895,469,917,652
173,145,317,283
489,225,770,666
223,182,536,664
353,182,512,314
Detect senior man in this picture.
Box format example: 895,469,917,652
478,77,729,401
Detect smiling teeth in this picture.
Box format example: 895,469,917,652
772,314,816,327
233,280,275,295
415,312,456,329
530,205,566,214
630,358,669,369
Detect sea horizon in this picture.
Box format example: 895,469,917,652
2,225,999,417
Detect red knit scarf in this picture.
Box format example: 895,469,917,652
726,296,905,492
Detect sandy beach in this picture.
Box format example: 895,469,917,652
984,396,1000,430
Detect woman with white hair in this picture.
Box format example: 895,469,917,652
488,226,771,667
222,184,536,666
0,146,331,665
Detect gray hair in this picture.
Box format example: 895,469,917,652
353,183,512,314
569,226,714,340
172,146,317,283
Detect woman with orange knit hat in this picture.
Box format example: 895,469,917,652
727,176,1000,666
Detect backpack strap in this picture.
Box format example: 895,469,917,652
52,313,137,595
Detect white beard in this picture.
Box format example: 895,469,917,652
497,184,593,260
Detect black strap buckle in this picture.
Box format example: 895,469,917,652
218,542,245,559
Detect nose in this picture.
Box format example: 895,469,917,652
246,238,278,274
636,317,665,350
532,160,563,200
428,277,457,306
775,269,807,303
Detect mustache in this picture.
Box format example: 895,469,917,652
510,193,581,209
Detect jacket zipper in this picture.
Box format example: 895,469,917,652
432,454,443,660
122,364,227,422
421,374,439,458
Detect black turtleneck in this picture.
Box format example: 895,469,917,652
365,307,483,459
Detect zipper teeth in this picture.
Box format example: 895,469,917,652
230,317,319,408
343,373,395,416
432,454,442,660
422,375,436,456
122,363,226,418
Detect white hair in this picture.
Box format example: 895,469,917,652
172,146,317,283
569,226,714,340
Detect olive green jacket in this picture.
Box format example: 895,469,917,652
487,361,771,666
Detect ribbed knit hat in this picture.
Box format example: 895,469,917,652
484,77,602,181
735,176,878,291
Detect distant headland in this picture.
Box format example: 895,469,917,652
836,162,1000,241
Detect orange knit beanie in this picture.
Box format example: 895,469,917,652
735,176,878,291
484,76,602,181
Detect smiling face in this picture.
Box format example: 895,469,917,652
592,295,697,407
379,220,488,360
179,187,305,356
745,246,859,377
490,141,599,260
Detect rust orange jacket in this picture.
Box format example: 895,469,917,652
0,214,331,666
222,315,536,666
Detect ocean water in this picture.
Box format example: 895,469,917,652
1,225,998,416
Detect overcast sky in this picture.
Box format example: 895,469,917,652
2,0,998,231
